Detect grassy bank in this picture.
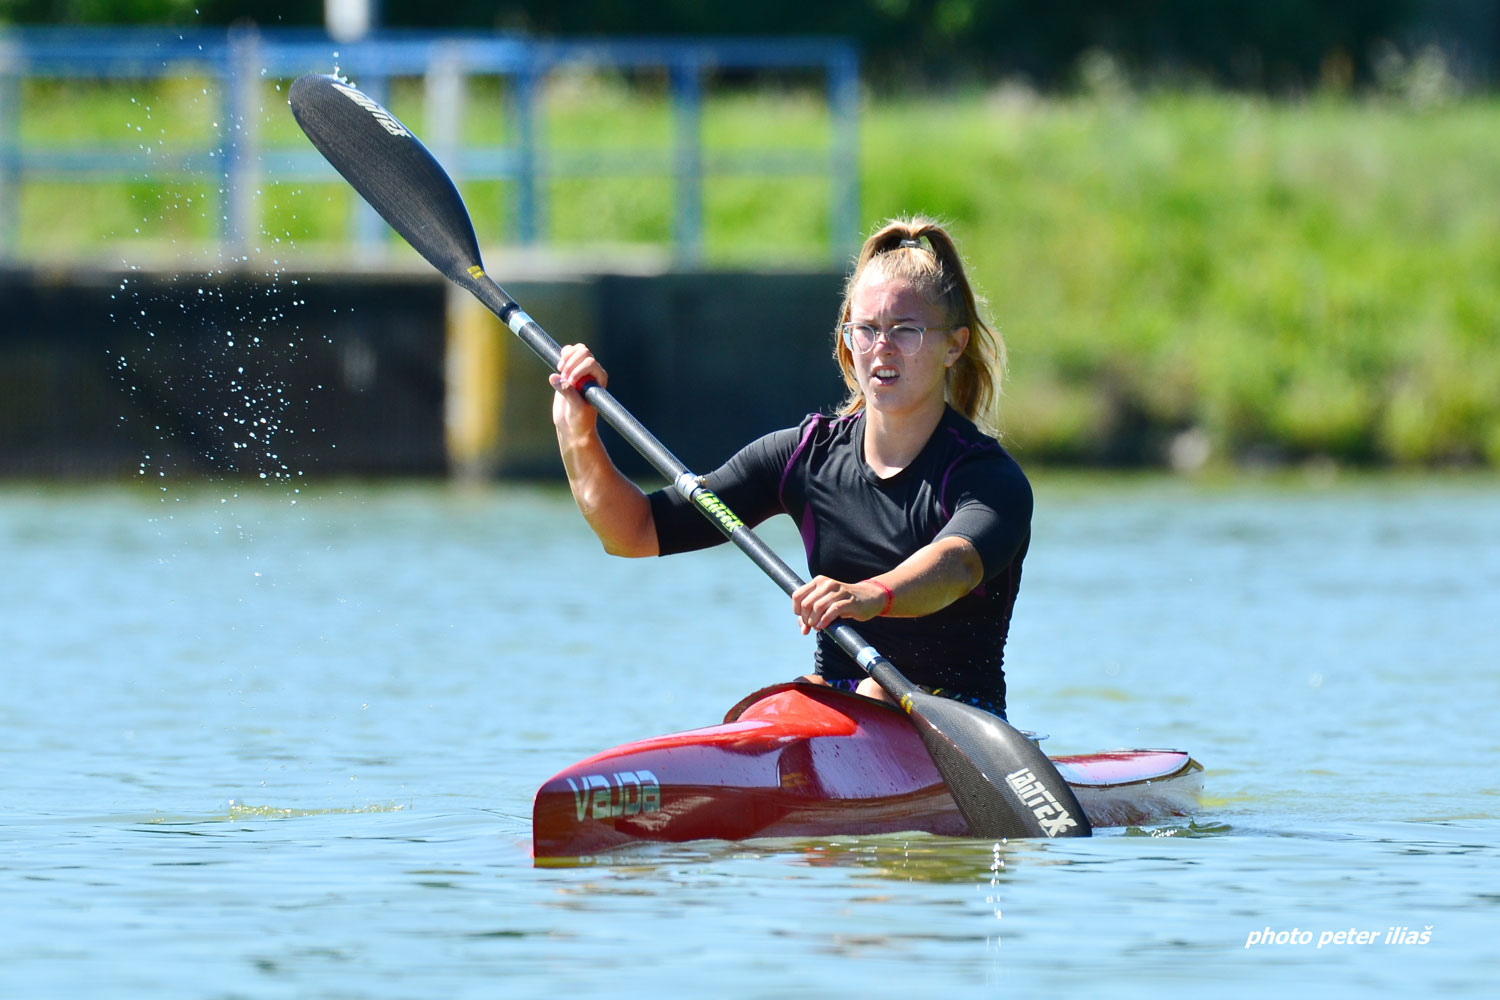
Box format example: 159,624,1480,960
862,93,1500,468
11,78,1500,467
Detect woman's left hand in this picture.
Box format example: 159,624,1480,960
791,577,888,634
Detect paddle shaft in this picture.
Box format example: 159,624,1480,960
460,267,894,675
282,73,884,676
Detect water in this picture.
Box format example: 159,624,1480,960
2,474,1496,997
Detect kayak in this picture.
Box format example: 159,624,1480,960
532,682,1202,859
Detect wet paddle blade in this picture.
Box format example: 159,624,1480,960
904,691,1092,839
288,74,483,283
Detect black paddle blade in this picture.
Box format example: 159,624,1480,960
288,74,483,284
905,691,1093,839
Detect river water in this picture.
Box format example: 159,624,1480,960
2,473,1496,997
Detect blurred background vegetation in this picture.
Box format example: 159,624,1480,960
7,1,1496,92
3,1,1498,469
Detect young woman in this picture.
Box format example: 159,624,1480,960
549,217,1029,718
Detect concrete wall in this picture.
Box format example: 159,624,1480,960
0,267,448,478
0,266,848,481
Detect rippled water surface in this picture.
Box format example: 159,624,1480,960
3,475,1496,997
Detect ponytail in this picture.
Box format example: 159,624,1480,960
832,217,1006,434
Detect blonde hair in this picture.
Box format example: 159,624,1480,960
834,216,1005,434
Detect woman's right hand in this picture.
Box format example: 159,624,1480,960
546,343,658,558
549,343,608,440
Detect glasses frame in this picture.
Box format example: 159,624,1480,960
839,322,948,358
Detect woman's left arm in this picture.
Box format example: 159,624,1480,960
790,535,984,634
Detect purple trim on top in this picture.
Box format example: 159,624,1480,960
778,415,825,511
938,423,999,598
937,456,961,521
800,504,819,559
937,424,990,520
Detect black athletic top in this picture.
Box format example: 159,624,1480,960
647,407,1032,711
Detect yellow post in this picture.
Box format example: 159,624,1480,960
444,285,504,480
444,276,601,479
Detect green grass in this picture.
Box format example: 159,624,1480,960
858,92,1500,467
8,76,1500,466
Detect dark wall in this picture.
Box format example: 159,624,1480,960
592,272,847,477
0,267,448,478
0,265,848,481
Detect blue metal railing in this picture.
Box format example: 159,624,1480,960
0,27,860,265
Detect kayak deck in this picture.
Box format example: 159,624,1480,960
532,682,1202,859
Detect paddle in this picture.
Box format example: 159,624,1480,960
288,73,1090,840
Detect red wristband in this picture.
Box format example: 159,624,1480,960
868,578,894,617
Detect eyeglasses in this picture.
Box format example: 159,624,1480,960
840,322,943,358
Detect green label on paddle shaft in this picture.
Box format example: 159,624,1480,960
693,489,744,534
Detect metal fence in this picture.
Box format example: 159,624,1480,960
0,27,860,265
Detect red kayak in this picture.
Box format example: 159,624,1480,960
533,682,1202,859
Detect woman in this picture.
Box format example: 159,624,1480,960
549,217,1029,718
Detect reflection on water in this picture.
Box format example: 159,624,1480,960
140,801,413,824
543,818,1232,877
1118,818,1235,837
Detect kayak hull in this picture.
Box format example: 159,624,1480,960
532,682,1202,859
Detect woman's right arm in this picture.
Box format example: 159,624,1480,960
550,343,659,557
